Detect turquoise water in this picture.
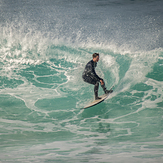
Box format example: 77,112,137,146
0,0,163,162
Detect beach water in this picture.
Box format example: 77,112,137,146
0,0,163,162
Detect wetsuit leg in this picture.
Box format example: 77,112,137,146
82,75,97,85
101,81,107,92
101,81,113,94
94,82,100,99
82,75,100,99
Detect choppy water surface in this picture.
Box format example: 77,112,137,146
0,0,163,162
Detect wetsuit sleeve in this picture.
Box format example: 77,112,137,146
83,60,103,81
91,67,103,81
86,60,103,81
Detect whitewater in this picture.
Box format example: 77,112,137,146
0,0,163,162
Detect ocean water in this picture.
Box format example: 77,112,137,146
0,0,163,162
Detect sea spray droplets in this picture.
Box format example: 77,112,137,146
101,54,119,85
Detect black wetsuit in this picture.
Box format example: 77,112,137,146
82,60,112,99
82,60,103,85
82,60,107,98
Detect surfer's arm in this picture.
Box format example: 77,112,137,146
91,68,103,81
83,60,103,81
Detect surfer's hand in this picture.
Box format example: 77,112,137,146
100,80,104,85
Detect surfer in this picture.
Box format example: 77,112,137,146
82,53,113,100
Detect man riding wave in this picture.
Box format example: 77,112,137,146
82,53,113,100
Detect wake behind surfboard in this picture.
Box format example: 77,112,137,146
82,86,114,109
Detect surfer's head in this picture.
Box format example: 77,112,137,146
92,53,99,62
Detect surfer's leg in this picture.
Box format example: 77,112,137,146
101,81,113,94
94,81,101,100
83,76,101,99
83,76,94,84
101,81,107,92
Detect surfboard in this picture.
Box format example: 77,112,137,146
82,93,110,109
82,86,114,109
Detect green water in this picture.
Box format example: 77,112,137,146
0,39,163,162
0,0,163,162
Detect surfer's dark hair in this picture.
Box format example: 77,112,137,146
92,53,99,58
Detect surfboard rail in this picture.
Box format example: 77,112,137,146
82,93,109,109
81,85,114,110
81,85,114,109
